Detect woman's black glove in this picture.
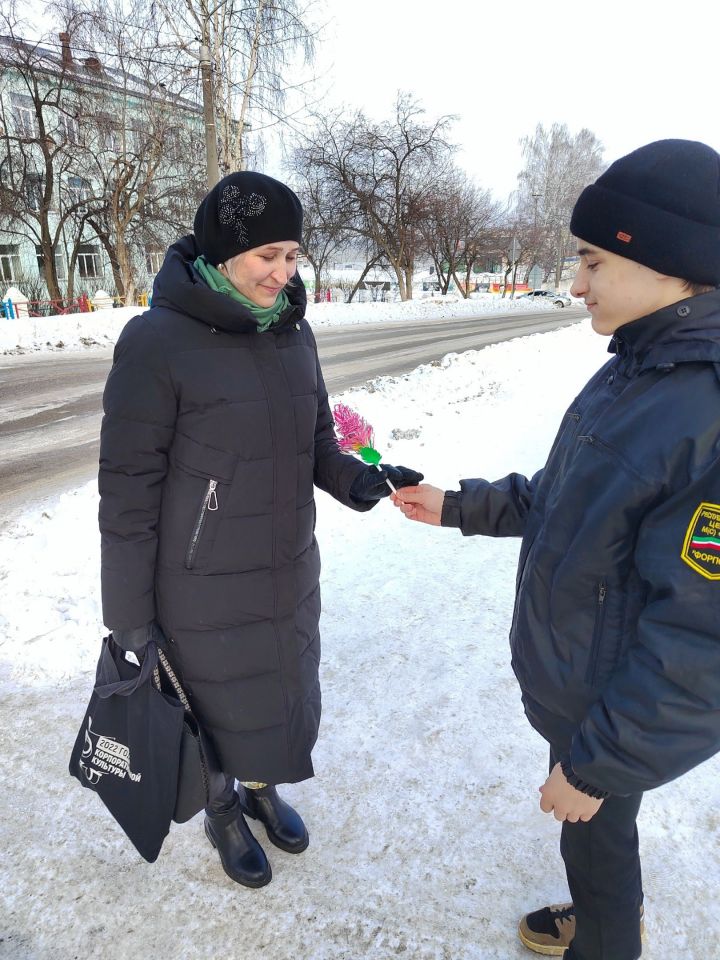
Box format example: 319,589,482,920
111,619,166,655
349,464,424,503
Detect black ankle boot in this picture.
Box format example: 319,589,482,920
204,794,272,887
240,785,309,854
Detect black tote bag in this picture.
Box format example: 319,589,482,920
69,636,185,863
152,648,211,824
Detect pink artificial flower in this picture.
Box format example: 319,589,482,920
333,403,375,452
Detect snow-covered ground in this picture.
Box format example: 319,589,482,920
0,293,563,354
1,319,717,960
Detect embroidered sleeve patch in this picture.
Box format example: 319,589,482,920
681,502,720,580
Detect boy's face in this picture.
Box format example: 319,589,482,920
570,241,688,336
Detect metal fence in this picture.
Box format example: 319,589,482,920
0,291,150,318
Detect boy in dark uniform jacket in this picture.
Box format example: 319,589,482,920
394,140,720,960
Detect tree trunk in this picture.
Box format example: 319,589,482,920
430,255,449,293
510,261,519,298
502,265,512,298
391,263,406,300
92,226,126,300
451,269,472,299
465,263,474,298
39,230,62,303
231,0,267,170
404,266,414,301
66,243,79,302
116,232,137,305
347,255,382,303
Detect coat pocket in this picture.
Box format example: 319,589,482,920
171,433,239,484
185,479,219,570
585,580,607,685
166,435,239,572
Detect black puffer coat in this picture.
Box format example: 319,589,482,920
99,236,371,785
444,292,720,795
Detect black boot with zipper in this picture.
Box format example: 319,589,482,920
204,793,272,887
239,785,309,854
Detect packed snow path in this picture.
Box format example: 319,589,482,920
1,321,717,959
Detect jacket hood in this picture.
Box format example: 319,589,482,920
151,234,307,334
611,288,720,370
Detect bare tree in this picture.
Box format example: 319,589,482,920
493,206,541,298
0,19,94,301
295,93,455,300
419,169,499,298
516,122,604,287
153,0,320,174
0,0,205,303
62,0,205,302
290,164,351,302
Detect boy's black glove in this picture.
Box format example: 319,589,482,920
349,464,424,503
111,619,166,656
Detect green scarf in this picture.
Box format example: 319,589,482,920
194,255,289,332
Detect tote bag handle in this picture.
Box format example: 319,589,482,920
94,637,159,700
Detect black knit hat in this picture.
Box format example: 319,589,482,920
570,139,720,286
193,171,303,265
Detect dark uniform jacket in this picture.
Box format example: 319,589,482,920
99,235,370,785
443,291,720,795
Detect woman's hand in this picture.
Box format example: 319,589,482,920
349,464,424,503
391,484,445,526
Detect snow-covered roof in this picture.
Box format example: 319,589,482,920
0,34,201,114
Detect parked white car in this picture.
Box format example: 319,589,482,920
519,289,573,308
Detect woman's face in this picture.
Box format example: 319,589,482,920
220,241,300,307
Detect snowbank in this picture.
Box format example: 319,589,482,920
0,295,565,354
0,306,143,354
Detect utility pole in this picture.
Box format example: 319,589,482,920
532,192,542,230
199,38,220,189
554,225,564,291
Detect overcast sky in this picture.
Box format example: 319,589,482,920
309,0,719,201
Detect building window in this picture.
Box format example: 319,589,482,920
128,122,143,152
142,195,159,218
67,176,91,207
58,111,80,145
96,115,119,153
77,243,101,279
10,93,38,139
35,245,67,281
0,244,21,283
145,246,164,274
25,173,44,212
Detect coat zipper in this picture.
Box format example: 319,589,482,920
185,479,218,570
586,580,607,685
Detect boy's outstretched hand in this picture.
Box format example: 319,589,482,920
391,484,445,526
539,763,604,823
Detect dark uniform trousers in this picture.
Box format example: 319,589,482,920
551,749,644,960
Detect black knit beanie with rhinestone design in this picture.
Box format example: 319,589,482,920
570,139,720,286
193,171,303,265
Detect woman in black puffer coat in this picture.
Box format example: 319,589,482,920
99,171,421,887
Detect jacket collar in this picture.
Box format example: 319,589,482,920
610,288,720,370
151,235,307,334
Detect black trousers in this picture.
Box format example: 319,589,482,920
550,749,644,960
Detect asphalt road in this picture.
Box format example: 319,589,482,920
0,306,586,525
